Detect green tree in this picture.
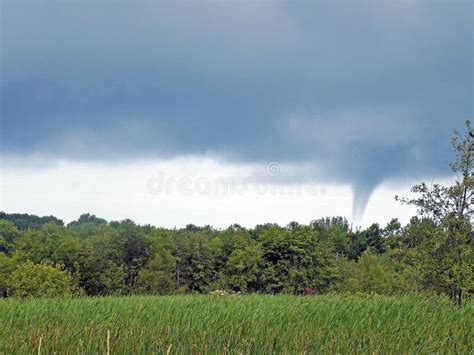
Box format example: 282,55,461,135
0,252,22,297
225,244,262,292
397,120,474,305
334,250,409,294
184,234,217,292
135,247,176,294
0,212,63,231
110,220,151,289
363,223,386,255
9,261,78,298
383,218,402,250
259,224,335,294
311,217,351,257
16,223,83,280
78,242,126,296
0,220,21,255
67,213,107,237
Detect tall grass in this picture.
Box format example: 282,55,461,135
0,294,472,354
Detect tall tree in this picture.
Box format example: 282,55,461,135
135,246,176,295
396,121,473,305
0,221,21,255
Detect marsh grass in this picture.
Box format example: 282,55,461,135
0,294,472,354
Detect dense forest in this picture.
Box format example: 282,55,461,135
0,122,472,305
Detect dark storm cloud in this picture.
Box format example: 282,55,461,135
1,0,473,218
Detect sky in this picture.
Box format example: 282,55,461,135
1,0,473,228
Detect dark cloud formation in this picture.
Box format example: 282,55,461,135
1,1,473,219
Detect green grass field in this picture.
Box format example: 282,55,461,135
0,294,472,354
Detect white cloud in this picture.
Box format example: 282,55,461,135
1,157,427,228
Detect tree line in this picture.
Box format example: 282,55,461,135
0,122,472,304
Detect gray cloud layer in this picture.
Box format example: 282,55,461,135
1,1,473,219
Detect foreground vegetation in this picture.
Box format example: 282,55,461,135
1,294,472,354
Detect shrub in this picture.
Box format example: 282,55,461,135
333,250,412,294
9,261,78,298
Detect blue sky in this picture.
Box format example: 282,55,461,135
1,1,472,225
